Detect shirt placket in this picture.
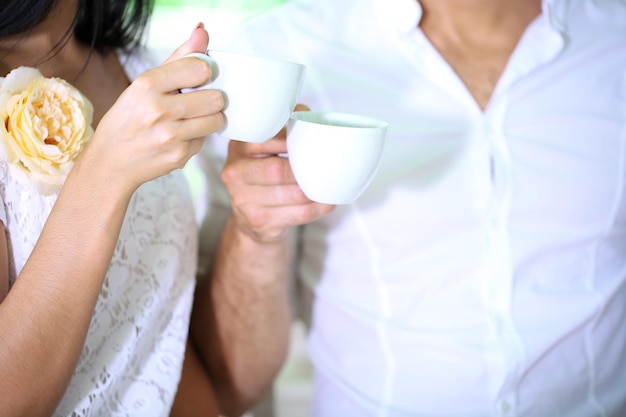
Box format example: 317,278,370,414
482,99,525,417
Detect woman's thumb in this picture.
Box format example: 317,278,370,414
163,22,209,64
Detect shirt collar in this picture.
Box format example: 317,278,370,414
542,0,569,35
373,0,422,35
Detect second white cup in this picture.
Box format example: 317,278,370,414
183,50,306,143
286,111,388,205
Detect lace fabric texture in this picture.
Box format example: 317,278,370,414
0,52,198,417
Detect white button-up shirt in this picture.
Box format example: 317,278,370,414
199,0,626,415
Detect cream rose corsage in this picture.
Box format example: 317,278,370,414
0,66,94,195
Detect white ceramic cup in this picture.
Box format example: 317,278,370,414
286,111,388,205
183,50,306,143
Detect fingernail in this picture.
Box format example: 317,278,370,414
192,22,205,34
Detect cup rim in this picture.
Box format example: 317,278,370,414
290,110,388,129
203,49,305,70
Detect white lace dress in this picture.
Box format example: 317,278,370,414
0,50,198,417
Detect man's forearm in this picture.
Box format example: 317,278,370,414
190,216,293,416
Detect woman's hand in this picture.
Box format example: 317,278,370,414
81,24,224,194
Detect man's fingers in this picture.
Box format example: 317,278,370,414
293,103,310,112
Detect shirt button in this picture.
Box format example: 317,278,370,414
496,398,513,416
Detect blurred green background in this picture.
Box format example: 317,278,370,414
155,0,287,11
148,0,289,53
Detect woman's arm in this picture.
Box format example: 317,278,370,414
0,226,8,303
0,33,223,417
170,340,222,417
0,165,140,417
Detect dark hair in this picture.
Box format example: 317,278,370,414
0,0,154,53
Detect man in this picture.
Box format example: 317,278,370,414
192,0,626,415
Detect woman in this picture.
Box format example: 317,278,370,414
0,0,227,415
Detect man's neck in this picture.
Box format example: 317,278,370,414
417,0,542,110
419,0,542,45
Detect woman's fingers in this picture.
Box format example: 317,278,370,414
169,88,224,120
139,56,213,95
162,23,209,65
150,23,212,93
176,112,225,142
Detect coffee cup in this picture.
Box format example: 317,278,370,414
183,50,305,143
286,111,388,205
